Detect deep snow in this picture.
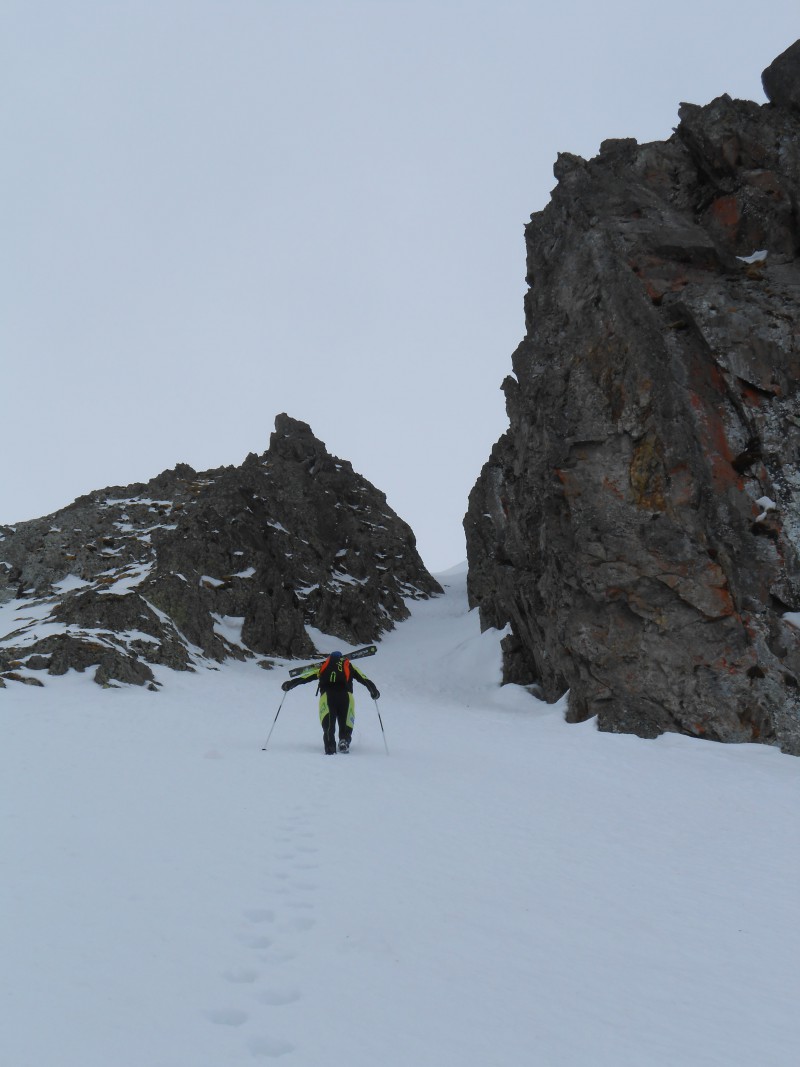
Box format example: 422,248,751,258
2,565,799,1066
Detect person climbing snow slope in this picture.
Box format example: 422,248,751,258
281,650,380,754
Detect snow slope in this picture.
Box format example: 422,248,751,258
2,565,799,1066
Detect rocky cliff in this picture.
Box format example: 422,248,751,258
0,414,441,688
465,42,800,754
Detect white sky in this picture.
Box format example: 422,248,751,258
3,1,797,570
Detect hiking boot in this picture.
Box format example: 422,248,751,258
324,741,336,754
338,738,350,753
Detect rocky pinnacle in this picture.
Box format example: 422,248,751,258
0,414,441,688
465,43,800,754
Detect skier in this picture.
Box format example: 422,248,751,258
281,650,380,754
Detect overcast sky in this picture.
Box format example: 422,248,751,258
3,1,797,571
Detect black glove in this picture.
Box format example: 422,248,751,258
368,682,380,699
281,679,297,692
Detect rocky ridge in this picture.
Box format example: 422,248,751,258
0,414,441,688
465,42,800,754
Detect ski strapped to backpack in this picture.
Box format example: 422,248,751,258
287,644,377,678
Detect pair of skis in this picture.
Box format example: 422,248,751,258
287,644,377,677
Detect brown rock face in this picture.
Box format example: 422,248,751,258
465,46,800,754
0,414,441,687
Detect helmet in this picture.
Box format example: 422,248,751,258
330,650,343,660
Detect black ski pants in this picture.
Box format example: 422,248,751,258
320,688,354,748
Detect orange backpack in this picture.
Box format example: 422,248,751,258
318,654,351,690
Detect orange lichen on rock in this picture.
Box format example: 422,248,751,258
710,194,740,231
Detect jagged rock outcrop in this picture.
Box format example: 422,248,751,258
0,414,441,687
465,45,800,754
762,39,800,112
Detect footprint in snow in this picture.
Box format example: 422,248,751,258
247,1036,295,1058
256,988,301,1007
239,933,274,950
286,916,315,932
267,948,297,964
244,908,275,924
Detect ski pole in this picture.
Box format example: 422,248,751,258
373,697,389,756
262,692,287,751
